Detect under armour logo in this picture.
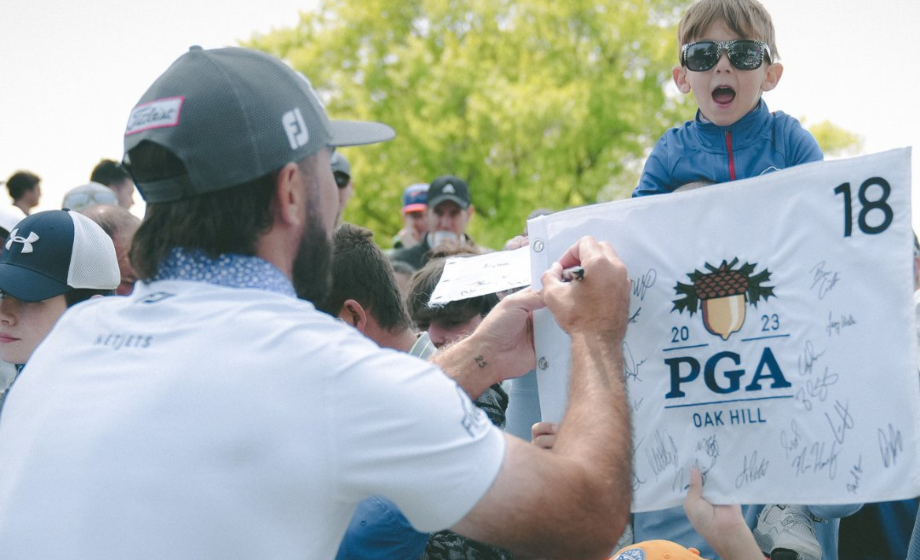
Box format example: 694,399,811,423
5,229,40,253
442,184,456,194
282,108,309,150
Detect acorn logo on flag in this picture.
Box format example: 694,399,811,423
672,258,774,340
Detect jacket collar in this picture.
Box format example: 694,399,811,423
693,99,771,151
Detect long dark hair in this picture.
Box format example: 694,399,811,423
126,142,276,280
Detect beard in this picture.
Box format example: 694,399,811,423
292,205,333,304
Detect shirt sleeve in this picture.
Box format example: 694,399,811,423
326,339,506,533
784,116,824,166
633,135,674,198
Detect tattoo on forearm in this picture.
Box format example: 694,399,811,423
475,355,488,368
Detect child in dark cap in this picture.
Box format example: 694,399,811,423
0,210,119,409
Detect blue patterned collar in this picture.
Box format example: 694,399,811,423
153,248,296,298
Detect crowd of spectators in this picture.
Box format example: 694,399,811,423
0,0,917,558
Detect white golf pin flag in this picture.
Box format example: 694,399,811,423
528,149,920,512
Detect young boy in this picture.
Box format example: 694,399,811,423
633,0,821,198
0,210,119,411
629,2,859,560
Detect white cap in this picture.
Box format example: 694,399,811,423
62,183,119,213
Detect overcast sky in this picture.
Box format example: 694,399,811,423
1,0,917,227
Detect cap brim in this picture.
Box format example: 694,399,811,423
0,263,70,302
329,120,395,147
428,195,469,210
402,203,426,213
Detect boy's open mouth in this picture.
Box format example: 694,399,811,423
712,86,736,105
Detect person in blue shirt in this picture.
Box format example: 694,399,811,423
633,0,821,200
908,510,920,560
630,2,856,560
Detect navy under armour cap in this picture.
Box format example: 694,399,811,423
123,46,396,203
0,210,119,302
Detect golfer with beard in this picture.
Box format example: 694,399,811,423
0,47,633,560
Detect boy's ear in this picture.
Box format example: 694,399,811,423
672,66,691,94
761,62,784,92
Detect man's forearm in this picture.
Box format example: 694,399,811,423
557,332,630,450
448,239,634,559
431,335,500,399
431,289,541,399
553,331,632,537
452,331,632,559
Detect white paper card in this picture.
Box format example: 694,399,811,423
428,247,531,306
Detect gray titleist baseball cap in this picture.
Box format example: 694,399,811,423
123,46,395,203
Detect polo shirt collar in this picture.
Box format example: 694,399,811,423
153,248,296,298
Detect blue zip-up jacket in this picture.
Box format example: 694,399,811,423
908,510,920,560
633,100,822,197
629,101,845,560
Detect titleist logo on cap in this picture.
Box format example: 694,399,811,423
125,97,185,136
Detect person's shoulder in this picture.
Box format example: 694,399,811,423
68,279,316,324
461,235,494,254
767,109,823,164
390,240,427,268
656,118,697,144
634,124,697,197
768,109,807,129
654,119,703,159
57,288,133,322
767,108,796,121
766,108,815,141
338,497,428,560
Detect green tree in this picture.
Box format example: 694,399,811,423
248,0,691,248
806,119,863,158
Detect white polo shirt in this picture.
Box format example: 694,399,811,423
0,278,505,559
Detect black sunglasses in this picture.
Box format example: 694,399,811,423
334,171,351,189
681,40,771,72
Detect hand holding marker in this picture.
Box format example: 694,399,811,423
562,266,585,282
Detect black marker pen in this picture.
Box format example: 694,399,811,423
561,265,585,282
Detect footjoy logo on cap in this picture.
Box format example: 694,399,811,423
282,108,309,150
125,97,184,136
5,229,40,254
443,184,456,194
